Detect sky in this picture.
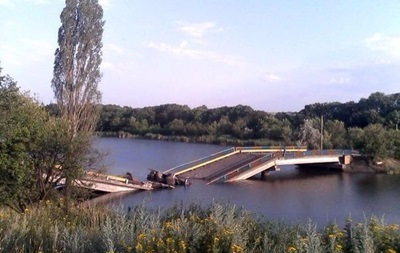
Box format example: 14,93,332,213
1,0,400,112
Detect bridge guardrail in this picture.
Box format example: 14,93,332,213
208,153,276,184
290,149,358,158
164,147,236,174
236,146,307,152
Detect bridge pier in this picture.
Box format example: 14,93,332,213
260,166,280,179
339,155,352,165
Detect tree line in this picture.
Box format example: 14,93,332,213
48,92,398,160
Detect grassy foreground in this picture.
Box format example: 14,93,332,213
0,200,399,253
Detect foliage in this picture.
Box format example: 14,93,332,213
52,0,104,137
299,92,400,128
52,0,105,211
0,72,34,212
0,67,94,212
359,124,389,160
0,69,59,212
0,202,399,253
297,118,321,149
324,120,347,149
95,103,293,146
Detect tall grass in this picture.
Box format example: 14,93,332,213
0,200,399,253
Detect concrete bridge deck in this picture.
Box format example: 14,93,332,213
52,171,156,193
165,146,356,184
77,171,154,192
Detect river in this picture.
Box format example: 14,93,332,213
95,137,400,227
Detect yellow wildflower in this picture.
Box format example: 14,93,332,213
135,243,143,251
164,221,172,229
138,233,146,240
231,244,243,253
166,237,174,246
386,248,396,253
179,240,186,251
288,246,296,252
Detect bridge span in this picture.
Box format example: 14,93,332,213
164,146,356,184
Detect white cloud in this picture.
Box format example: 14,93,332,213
0,0,50,8
179,40,189,49
329,77,351,85
264,73,283,82
23,39,53,60
104,43,124,54
146,41,244,66
0,39,53,67
364,33,400,58
177,21,222,38
0,0,14,7
99,0,112,9
101,61,118,72
26,0,50,5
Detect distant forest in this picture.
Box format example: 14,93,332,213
47,92,400,159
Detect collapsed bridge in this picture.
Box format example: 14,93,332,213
164,146,356,184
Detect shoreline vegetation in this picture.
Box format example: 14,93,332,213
1,201,399,253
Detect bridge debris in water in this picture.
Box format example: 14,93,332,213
74,171,173,193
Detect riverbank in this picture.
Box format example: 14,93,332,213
1,201,399,253
347,156,400,174
96,131,278,146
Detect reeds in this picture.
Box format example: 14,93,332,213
0,200,399,253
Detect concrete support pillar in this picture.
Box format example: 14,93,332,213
339,155,351,165
261,170,268,179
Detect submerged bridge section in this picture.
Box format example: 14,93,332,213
164,147,356,184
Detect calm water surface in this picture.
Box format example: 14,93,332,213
95,137,400,226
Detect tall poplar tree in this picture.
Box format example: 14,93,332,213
52,0,105,209
52,0,104,136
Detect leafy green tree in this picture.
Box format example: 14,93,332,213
168,119,186,135
347,127,364,151
324,120,347,149
360,124,388,159
387,110,400,131
385,129,400,159
298,118,321,149
0,70,33,212
52,0,105,210
232,118,247,139
216,115,233,136
0,68,73,212
52,0,104,136
280,118,293,144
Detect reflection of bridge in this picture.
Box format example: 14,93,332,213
164,146,356,184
